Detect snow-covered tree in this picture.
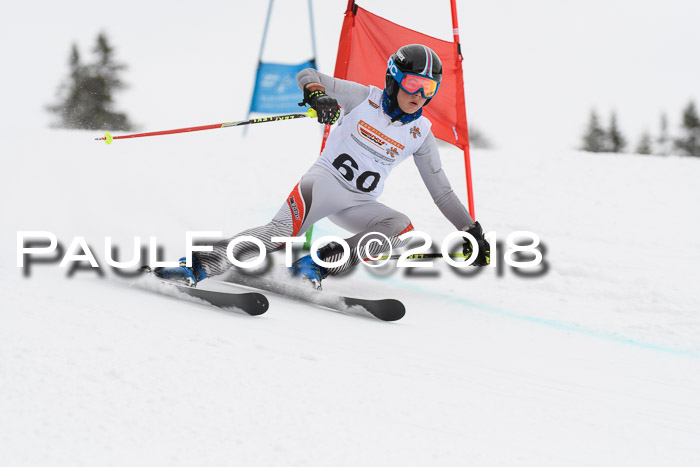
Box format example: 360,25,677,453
468,126,491,149
636,131,653,155
606,111,626,153
674,101,700,157
656,113,671,155
47,32,133,130
581,109,607,152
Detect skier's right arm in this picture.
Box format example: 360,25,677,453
297,69,370,118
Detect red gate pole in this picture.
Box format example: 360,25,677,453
449,0,476,219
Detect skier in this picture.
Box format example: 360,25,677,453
156,44,490,289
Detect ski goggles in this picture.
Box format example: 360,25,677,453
387,57,441,98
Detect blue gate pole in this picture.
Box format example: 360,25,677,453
245,0,275,136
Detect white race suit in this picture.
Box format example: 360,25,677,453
196,70,475,277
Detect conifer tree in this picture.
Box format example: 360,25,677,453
48,32,133,130
636,131,653,155
581,109,607,152
606,111,626,153
468,126,491,149
675,101,700,157
656,113,670,155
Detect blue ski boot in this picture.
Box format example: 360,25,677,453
290,254,327,290
290,242,345,290
154,256,208,287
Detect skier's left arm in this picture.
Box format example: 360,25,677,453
413,133,491,265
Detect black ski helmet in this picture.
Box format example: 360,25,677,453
385,44,443,105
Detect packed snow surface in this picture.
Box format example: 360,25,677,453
2,123,699,466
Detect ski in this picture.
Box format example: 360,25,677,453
138,273,269,316
341,296,406,322
223,272,405,321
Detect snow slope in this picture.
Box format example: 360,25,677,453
1,122,699,466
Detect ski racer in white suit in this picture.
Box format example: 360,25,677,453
155,44,491,289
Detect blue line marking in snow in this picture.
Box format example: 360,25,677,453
383,277,700,359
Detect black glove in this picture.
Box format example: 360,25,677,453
302,87,340,125
463,221,490,266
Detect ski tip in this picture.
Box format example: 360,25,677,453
215,292,269,316
244,293,269,316
343,297,406,321
380,300,406,321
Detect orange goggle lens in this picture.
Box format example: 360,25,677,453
400,74,440,98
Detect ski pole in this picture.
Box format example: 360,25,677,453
95,108,317,144
365,253,468,262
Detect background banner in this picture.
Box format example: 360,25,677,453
249,60,316,114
